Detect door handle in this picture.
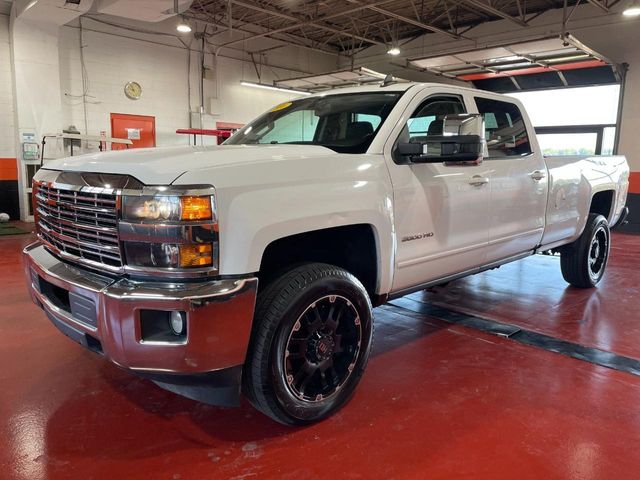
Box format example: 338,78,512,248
530,170,546,181
469,175,489,187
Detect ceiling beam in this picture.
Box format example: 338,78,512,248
366,5,463,39
186,11,344,57
584,0,610,12
459,0,529,26
228,0,386,47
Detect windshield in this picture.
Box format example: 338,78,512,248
225,92,403,154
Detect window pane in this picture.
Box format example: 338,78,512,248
227,92,402,154
392,96,466,163
602,127,616,155
508,85,619,127
475,97,532,157
260,110,319,144
537,133,597,156
355,113,381,131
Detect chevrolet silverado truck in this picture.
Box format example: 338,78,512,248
24,83,630,425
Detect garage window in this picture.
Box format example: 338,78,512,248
508,85,619,156
474,97,532,157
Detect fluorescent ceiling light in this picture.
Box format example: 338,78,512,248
387,47,401,56
623,4,640,16
240,81,311,96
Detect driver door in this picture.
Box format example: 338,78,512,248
384,92,491,293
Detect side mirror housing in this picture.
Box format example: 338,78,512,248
395,114,486,165
408,134,484,164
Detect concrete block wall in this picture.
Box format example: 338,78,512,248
0,15,15,159
59,25,194,147
0,13,19,219
58,23,319,148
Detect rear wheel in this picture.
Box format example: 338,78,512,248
243,263,374,425
560,213,610,288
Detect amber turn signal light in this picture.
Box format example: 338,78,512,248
180,196,213,221
179,244,213,267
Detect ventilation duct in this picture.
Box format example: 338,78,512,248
95,0,193,23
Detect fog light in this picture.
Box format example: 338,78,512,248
170,311,186,336
179,243,213,267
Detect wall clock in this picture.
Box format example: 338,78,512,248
124,81,142,100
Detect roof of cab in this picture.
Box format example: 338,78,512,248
302,81,489,98
304,82,416,97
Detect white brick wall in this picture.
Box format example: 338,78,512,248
0,14,16,158
59,26,192,146
58,24,329,148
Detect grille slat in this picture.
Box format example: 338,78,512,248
36,183,123,268
36,193,117,216
36,208,118,236
38,215,120,247
38,190,117,206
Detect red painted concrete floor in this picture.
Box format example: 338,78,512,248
2,230,640,480
411,232,640,360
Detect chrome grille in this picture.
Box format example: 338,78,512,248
35,183,123,268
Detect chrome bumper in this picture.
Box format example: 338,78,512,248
23,242,258,376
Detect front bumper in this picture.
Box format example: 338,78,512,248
23,241,258,406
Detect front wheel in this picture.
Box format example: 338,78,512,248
560,213,610,288
243,263,374,425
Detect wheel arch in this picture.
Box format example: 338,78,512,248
257,224,383,302
590,189,615,223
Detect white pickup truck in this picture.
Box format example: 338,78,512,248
24,82,629,425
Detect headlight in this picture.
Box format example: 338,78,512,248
119,190,219,273
122,195,213,222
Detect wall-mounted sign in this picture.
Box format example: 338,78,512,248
126,128,141,140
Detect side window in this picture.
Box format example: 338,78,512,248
393,96,466,163
474,97,532,157
398,96,466,143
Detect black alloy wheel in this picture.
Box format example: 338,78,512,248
243,263,373,425
587,224,609,283
561,213,610,288
282,294,362,403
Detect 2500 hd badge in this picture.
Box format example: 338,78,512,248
402,232,435,242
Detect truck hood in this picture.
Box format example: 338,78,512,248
43,144,337,185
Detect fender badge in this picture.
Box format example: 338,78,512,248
402,232,434,242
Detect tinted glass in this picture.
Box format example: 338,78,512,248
226,92,403,154
392,96,466,163
475,97,532,157
397,97,466,143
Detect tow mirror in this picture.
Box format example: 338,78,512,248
396,114,486,165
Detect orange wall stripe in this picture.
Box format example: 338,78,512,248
629,172,640,195
0,158,18,181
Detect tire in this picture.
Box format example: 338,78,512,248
560,213,610,288
243,263,374,425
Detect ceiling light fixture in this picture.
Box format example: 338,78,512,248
623,1,640,16
176,18,192,33
387,47,401,56
240,81,311,96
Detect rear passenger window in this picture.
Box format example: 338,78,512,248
474,97,532,157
